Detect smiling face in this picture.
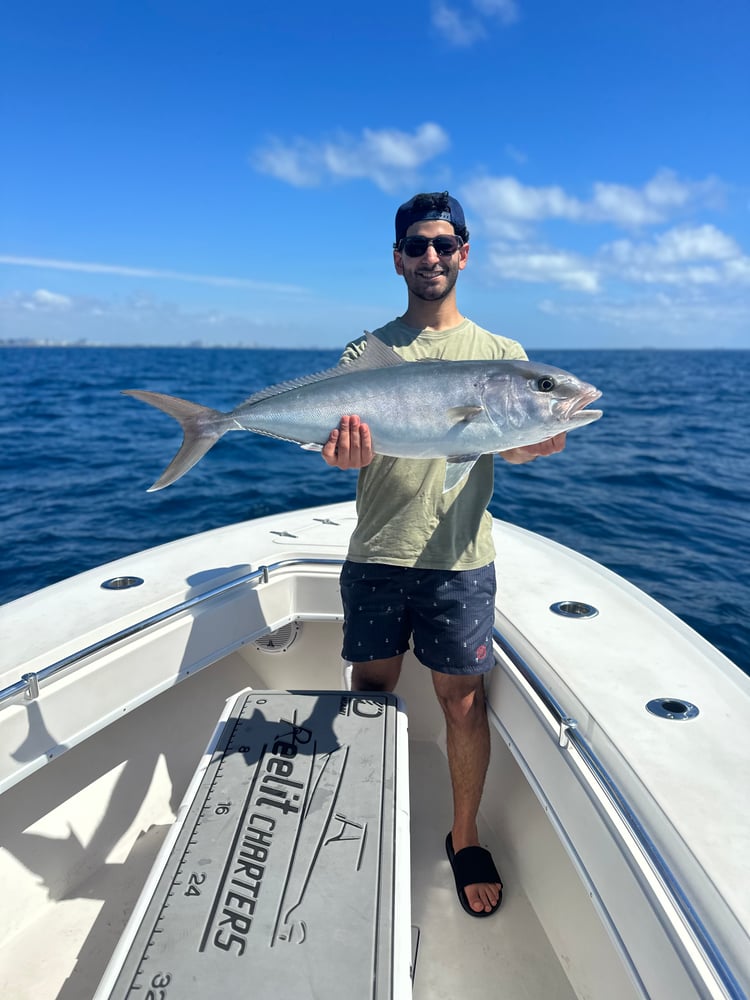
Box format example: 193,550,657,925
394,219,470,303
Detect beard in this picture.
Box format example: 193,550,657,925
402,256,461,301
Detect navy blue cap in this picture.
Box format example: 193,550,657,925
394,191,467,245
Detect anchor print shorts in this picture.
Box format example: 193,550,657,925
340,560,496,675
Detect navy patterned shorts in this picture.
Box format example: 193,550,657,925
340,561,496,675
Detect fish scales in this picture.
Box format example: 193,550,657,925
123,332,602,492
232,362,492,458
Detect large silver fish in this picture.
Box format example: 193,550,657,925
124,332,602,492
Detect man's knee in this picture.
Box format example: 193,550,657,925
351,656,403,693
432,673,486,724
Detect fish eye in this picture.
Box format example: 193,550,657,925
537,376,556,392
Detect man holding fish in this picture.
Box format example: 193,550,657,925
126,191,601,915
322,192,567,918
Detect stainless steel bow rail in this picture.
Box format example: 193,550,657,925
0,557,344,711
0,557,745,998
492,627,746,1000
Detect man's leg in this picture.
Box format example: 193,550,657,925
350,654,404,693
432,670,501,914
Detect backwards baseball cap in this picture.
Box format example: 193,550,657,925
394,191,468,246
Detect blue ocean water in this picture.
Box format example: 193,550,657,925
1,346,748,673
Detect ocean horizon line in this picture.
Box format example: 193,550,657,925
2,338,747,353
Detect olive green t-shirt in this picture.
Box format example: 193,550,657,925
342,318,527,570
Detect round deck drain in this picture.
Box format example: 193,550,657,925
101,576,144,590
550,601,599,619
646,698,699,721
253,621,302,654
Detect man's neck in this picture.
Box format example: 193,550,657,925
400,296,464,332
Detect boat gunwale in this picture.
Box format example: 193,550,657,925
492,627,746,1000
3,502,749,1000
0,557,344,711
1,551,744,997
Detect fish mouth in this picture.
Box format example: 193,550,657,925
564,387,603,423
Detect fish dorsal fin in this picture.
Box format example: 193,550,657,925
240,362,352,407
347,331,407,370
238,332,405,408
442,456,481,493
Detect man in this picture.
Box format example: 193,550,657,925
322,192,565,916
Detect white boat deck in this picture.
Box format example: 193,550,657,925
1,501,749,999
408,740,576,1000
0,696,576,1000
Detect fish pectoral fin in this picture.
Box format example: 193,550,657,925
443,456,481,493
300,442,323,451
445,405,484,424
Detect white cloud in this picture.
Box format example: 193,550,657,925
474,0,519,19
661,224,739,261
462,168,724,235
251,140,318,187
0,255,306,294
23,289,73,311
605,225,739,265
432,2,486,46
725,256,750,283
251,123,450,192
481,222,748,296
432,0,518,47
586,181,664,227
464,176,582,231
538,293,750,345
0,289,278,343
488,245,600,292
0,288,379,347
588,170,722,226
601,225,749,287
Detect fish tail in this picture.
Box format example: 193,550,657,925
123,389,232,491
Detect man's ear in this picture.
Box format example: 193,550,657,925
393,249,405,276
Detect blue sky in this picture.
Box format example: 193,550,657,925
1,0,748,349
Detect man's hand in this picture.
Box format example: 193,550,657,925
499,432,567,464
322,415,374,469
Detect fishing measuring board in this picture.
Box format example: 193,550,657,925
95,689,412,999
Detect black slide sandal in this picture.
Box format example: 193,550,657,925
445,832,503,918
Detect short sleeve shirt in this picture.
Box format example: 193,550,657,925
342,318,527,570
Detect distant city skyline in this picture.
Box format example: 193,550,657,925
2,1,748,350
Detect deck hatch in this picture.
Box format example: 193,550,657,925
97,690,408,999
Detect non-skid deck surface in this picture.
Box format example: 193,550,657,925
96,691,408,1000
408,741,577,1000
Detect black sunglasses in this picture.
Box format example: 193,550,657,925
397,235,464,257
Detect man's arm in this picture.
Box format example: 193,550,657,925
322,415,374,469
499,432,567,464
